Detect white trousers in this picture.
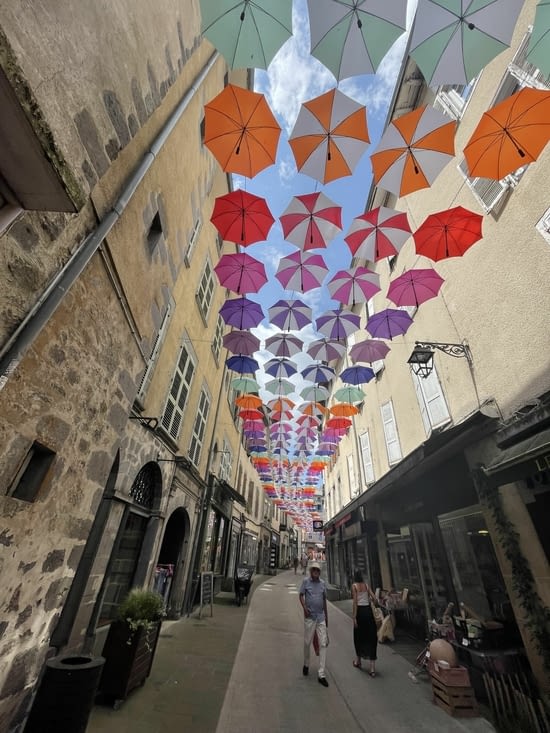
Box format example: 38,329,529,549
304,618,328,678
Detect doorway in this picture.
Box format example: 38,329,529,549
156,507,190,618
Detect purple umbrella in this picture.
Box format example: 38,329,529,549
307,338,346,362
315,308,361,340
387,268,445,307
265,333,303,358
366,308,413,340
326,266,381,306
349,339,390,364
225,355,259,374
214,252,268,294
301,363,336,383
244,431,266,440
340,365,376,385
264,357,298,379
275,250,329,292
223,330,261,355
268,299,313,331
219,297,264,329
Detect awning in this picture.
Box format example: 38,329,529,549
483,427,550,483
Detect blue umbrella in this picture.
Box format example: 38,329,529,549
226,355,259,374
340,365,375,385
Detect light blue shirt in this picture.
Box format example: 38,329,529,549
299,576,326,622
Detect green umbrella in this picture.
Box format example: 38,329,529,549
334,386,365,403
230,377,260,393
527,1,550,79
200,0,293,70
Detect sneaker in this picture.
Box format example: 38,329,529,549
318,677,329,687
302,665,309,676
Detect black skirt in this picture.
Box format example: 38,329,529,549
354,605,377,661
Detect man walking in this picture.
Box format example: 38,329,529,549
299,561,329,687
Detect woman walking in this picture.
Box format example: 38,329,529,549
351,570,379,677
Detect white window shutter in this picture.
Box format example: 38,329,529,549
359,431,375,484
136,303,172,402
160,344,195,440
189,387,210,465
184,217,202,266
347,454,357,497
412,372,432,436
381,401,402,465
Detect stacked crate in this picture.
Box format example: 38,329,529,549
429,660,478,718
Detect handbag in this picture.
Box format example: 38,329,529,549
373,606,384,630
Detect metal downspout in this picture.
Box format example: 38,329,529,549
0,51,219,391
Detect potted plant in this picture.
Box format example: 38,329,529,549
98,588,164,708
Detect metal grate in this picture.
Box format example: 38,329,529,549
129,463,157,508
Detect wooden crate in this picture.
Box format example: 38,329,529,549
428,660,471,687
431,674,478,718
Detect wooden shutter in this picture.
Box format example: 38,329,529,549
381,400,402,465
359,431,375,484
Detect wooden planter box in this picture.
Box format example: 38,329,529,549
99,620,161,708
431,672,478,718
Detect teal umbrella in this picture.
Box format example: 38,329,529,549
200,0,293,70
527,1,550,79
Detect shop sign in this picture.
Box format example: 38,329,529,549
269,545,277,568
312,520,323,531
534,452,550,472
271,532,279,545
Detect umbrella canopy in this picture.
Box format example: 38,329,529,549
204,84,281,178
301,385,330,402
223,330,260,356
410,0,523,88
267,397,295,411
334,386,365,403
387,268,445,307
264,378,295,395
307,0,407,81
297,415,321,427
350,339,390,364
299,400,330,416
370,105,456,197
210,189,274,246
527,1,550,79
219,297,264,329
326,417,353,430
226,354,259,374
264,358,298,379
414,206,483,261
231,377,260,393
463,88,550,181
345,206,411,261
326,266,381,306
288,88,370,184
275,250,329,292
366,308,413,340
214,252,268,294
330,403,360,417
340,364,375,385
239,407,264,420
268,299,313,330
265,333,303,358
200,0,293,70
307,338,347,363
301,364,336,383
236,393,263,409
279,191,342,250
315,308,361,340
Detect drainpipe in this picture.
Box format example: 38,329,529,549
0,51,220,392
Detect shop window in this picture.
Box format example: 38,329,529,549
359,431,375,485
381,400,402,465
7,441,55,502
196,260,214,321
135,303,173,406
411,363,450,436
160,342,196,441
189,386,210,466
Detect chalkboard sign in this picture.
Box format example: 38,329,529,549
199,571,213,618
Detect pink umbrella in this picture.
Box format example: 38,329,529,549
387,268,445,307
214,253,267,294
315,308,361,340
275,250,329,292
279,191,342,250
349,339,390,364
345,206,412,261
223,330,260,355
268,299,313,331
265,333,303,358
307,338,346,362
326,266,381,306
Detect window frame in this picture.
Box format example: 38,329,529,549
196,259,215,322
411,362,451,436
159,342,196,442
359,430,375,485
189,385,211,466
184,217,202,266
380,400,402,466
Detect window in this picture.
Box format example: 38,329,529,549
536,206,550,244
381,400,402,465
366,298,375,318
457,158,516,213
347,454,358,497
219,438,232,481
136,304,172,404
196,261,214,321
189,387,211,465
184,217,202,266
411,363,451,435
359,431,375,485
212,315,224,362
433,78,478,120
147,212,163,254
160,343,195,440
7,441,55,502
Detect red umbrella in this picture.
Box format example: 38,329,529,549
210,189,275,246
326,417,352,430
413,206,483,261
280,192,342,250
275,250,329,292
345,206,411,261
326,266,381,306
387,268,445,307
214,253,268,294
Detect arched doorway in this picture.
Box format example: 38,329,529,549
154,507,190,618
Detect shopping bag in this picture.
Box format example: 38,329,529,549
313,629,320,656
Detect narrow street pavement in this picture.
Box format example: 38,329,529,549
88,571,496,733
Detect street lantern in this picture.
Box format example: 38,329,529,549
407,341,472,379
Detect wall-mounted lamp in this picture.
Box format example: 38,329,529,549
129,416,158,430
407,341,472,379
156,453,191,469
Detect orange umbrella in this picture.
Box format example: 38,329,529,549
204,84,281,178
329,403,359,417
464,88,550,181
236,394,263,409
288,88,370,184
300,401,329,417
370,105,456,197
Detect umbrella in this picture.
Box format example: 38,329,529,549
326,417,353,430
204,84,281,178
236,394,263,409
463,88,550,181
267,397,295,411
527,1,550,79
226,355,259,374
413,206,483,261
296,415,321,427
326,266,381,306
239,408,264,420
231,377,260,393
214,252,267,294
299,401,330,417
370,105,456,197
315,308,361,340
307,338,347,363
410,0,523,88
301,385,330,402
366,308,413,340
210,189,274,246
334,386,365,403
271,410,294,422
275,250,329,292
264,358,298,379
307,0,407,81
330,403,359,417
264,378,295,395
223,330,260,355
301,364,336,383
265,333,303,358
279,192,342,250
219,297,264,329
340,364,375,385
349,339,390,364
268,299,313,331
387,268,445,307
200,0,293,70
288,88,370,184
345,206,411,261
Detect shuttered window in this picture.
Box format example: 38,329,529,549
359,431,375,485
184,217,202,266
381,400,402,465
347,454,358,497
212,314,224,362
219,438,232,481
160,344,195,440
189,387,210,466
196,261,214,320
411,364,450,435
536,207,550,245
136,304,172,403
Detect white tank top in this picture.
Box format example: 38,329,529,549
355,586,370,606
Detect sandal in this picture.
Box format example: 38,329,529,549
369,671,376,677
353,660,362,668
